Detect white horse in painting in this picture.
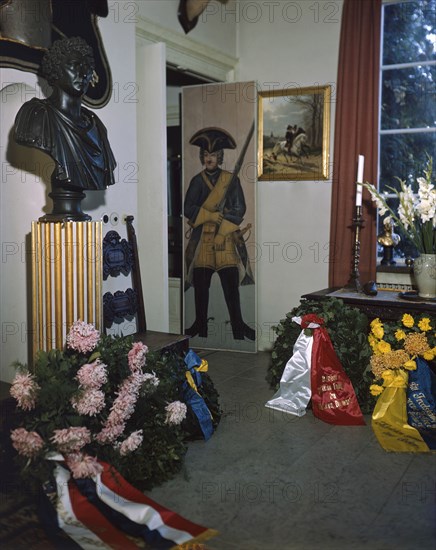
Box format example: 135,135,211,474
270,132,310,163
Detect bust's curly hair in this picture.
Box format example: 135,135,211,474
41,37,95,85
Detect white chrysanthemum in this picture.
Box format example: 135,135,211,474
143,372,160,391
165,401,187,425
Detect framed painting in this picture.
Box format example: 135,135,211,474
182,81,257,352
258,85,331,181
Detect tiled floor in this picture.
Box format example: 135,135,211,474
148,350,436,550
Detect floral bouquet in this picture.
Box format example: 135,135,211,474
8,320,219,490
363,158,435,254
368,314,436,452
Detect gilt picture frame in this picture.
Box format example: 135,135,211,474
258,85,331,181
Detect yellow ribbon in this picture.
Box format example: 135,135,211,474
372,369,429,452
185,359,209,394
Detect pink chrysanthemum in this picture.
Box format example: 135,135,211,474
96,372,147,444
66,453,104,479
119,430,143,456
71,389,106,416
66,320,100,354
51,427,91,453
10,372,40,411
95,422,126,444
165,401,187,426
76,360,108,389
10,428,44,457
128,342,149,373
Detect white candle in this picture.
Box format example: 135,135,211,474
356,154,364,206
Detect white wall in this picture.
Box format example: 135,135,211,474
235,0,344,350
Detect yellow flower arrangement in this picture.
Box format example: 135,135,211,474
368,314,436,397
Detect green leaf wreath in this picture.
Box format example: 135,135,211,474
267,298,375,413
7,321,221,492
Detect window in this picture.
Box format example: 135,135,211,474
378,0,436,260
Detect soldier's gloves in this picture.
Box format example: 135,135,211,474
209,211,223,224
193,208,223,227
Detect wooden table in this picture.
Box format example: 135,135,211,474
134,331,190,356
301,287,436,321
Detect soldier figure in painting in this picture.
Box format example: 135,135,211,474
184,127,255,341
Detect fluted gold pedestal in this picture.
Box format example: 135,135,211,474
31,221,102,355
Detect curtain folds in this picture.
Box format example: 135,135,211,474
329,0,382,288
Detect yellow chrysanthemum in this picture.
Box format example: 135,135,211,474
423,351,435,361
389,350,412,369
370,384,384,396
404,332,430,356
370,355,387,379
368,333,379,351
370,318,382,328
370,318,384,339
372,326,384,340
418,318,432,332
377,340,391,354
404,359,417,371
402,314,414,328
395,329,406,341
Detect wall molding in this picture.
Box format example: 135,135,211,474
135,15,237,83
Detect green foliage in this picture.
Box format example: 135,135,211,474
267,298,375,413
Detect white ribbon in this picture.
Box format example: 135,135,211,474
265,317,317,417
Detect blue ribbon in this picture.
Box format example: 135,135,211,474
406,357,436,450
183,349,214,440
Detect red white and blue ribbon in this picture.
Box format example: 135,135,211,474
46,459,217,549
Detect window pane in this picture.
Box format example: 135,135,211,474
379,132,436,191
381,66,436,129
383,0,436,65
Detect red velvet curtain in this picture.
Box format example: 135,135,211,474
329,0,382,288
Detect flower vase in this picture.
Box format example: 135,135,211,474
413,254,436,299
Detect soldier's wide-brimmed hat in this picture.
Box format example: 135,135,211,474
189,127,236,153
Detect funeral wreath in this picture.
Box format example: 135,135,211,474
368,313,436,396
8,321,221,491
267,298,374,413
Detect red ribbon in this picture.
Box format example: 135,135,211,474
310,326,365,426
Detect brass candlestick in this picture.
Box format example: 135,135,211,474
346,205,364,292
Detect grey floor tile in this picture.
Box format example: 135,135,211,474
147,350,436,550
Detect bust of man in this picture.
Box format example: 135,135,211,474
14,36,116,220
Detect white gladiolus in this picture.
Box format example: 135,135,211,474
363,158,435,254
397,185,415,230
416,175,436,226
367,186,388,216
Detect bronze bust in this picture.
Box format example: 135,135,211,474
14,36,116,221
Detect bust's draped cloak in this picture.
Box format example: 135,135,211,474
14,97,116,190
